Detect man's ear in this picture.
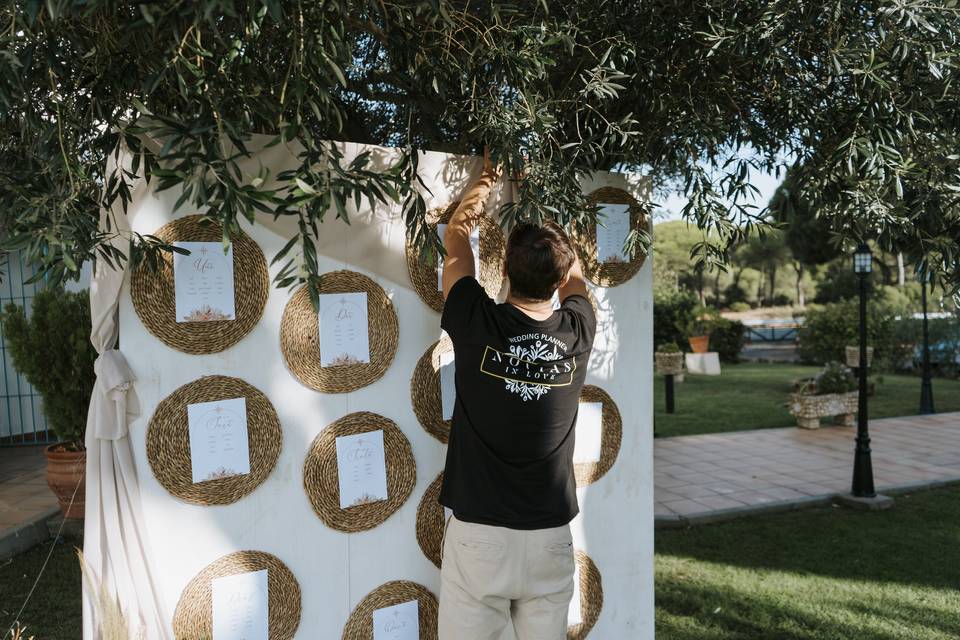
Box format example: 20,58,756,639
558,272,571,288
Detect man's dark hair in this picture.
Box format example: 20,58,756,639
505,222,576,301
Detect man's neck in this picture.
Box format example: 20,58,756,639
506,294,555,321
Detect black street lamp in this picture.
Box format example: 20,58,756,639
852,243,876,498
918,269,936,415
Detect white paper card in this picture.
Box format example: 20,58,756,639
595,203,631,263
437,224,481,290
318,292,370,367
173,241,236,322
567,564,583,626
439,350,456,421
372,599,419,640
573,402,603,464
187,397,250,483
335,430,388,508
211,569,269,640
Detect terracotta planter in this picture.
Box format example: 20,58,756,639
688,335,710,353
787,391,859,430
44,444,86,519
654,352,684,376
845,346,874,369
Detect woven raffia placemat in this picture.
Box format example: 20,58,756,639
415,473,445,568
146,375,282,505
568,550,604,640
575,385,622,487
172,550,301,640
130,215,269,354
405,201,506,313
572,187,648,287
342,580,439,640
280,270,399,394
410,335,454,443
303,412,415,532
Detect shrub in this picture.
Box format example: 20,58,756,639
710,319,746,363
729,301,751,313
797,299,901,370
814,361,857,395
679,305,722,337
657,342,681,353
723,283,749,306
768,293,792,307
2,288,96,448
654,289,698,350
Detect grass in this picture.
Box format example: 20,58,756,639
1,536,82,639
656,484,960,639
653,362,960,438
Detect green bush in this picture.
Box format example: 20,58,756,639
797,299,902,370
654,289,698,350
711,319,746,363
723,283,749,306
814,361,857,395
657,342,681,353
2,288,96,448
729,301,751,313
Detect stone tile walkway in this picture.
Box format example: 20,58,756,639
0,445,58,535
655,411,960,524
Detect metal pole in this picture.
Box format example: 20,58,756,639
852,273,876,497
919,277,936,414
665,374,675,414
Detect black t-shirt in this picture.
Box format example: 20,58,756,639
438,276,597,530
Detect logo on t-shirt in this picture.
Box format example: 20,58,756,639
480,335,576,401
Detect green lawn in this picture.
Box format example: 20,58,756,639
0,537,81,639
656,484,960,639
654,362,960,438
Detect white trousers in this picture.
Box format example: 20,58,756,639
438,515,575,640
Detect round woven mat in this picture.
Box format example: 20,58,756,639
405,201,506,313
303,412,416,532
415,473,445,568
342,580,439,640
130,215,269,354
410,335,454,443
146,375,281,505
575,385,622,488
568,550,604,640
573,187,648,287
280,270,399,393
172,550,301,640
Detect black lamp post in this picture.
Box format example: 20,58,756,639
852,243,876,498
918,269,936,415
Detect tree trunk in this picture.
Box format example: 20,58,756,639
795,262,806,308
769,265,778,301
757,267,765,304
897,252,905,287
713,269,722,305
697,270,706,306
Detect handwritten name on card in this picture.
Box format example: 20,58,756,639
318,292,370,367
373,599,419,640
211,569,269,640
335,430,388,508
187,397,251,484
595,203,631,263
173,241,236,322
437,224,481,290
573,402,603,464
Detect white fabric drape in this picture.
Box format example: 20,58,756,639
82,147,170,640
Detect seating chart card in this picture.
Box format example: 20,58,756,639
595,203,631,263
211,569,269,640
439,350,456,421
372,599,419,640
335,430,388,508
568,564,583,626
318,292,370,367
573,402,604,464
187,397,250,483
173,241,236,322
437,224,481,290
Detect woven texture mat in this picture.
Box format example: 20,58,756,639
415,473,445,568
573,187,648,287
568,550,604,640
280,270,398,393
342,580,439,640
172,550,301,640
405,201,505,313
131,215,269,354
146,375,281,505
575,385,622,487
303,412,415,532
410,335,454,443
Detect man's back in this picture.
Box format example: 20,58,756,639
439,276,597,529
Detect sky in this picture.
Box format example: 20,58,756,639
653,165,783,223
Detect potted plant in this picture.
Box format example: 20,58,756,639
844,345,874,369
3,288,96,519
787,361,858,429
654,342,684,375
680,306,720,353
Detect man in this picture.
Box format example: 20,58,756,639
437,152,596,640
